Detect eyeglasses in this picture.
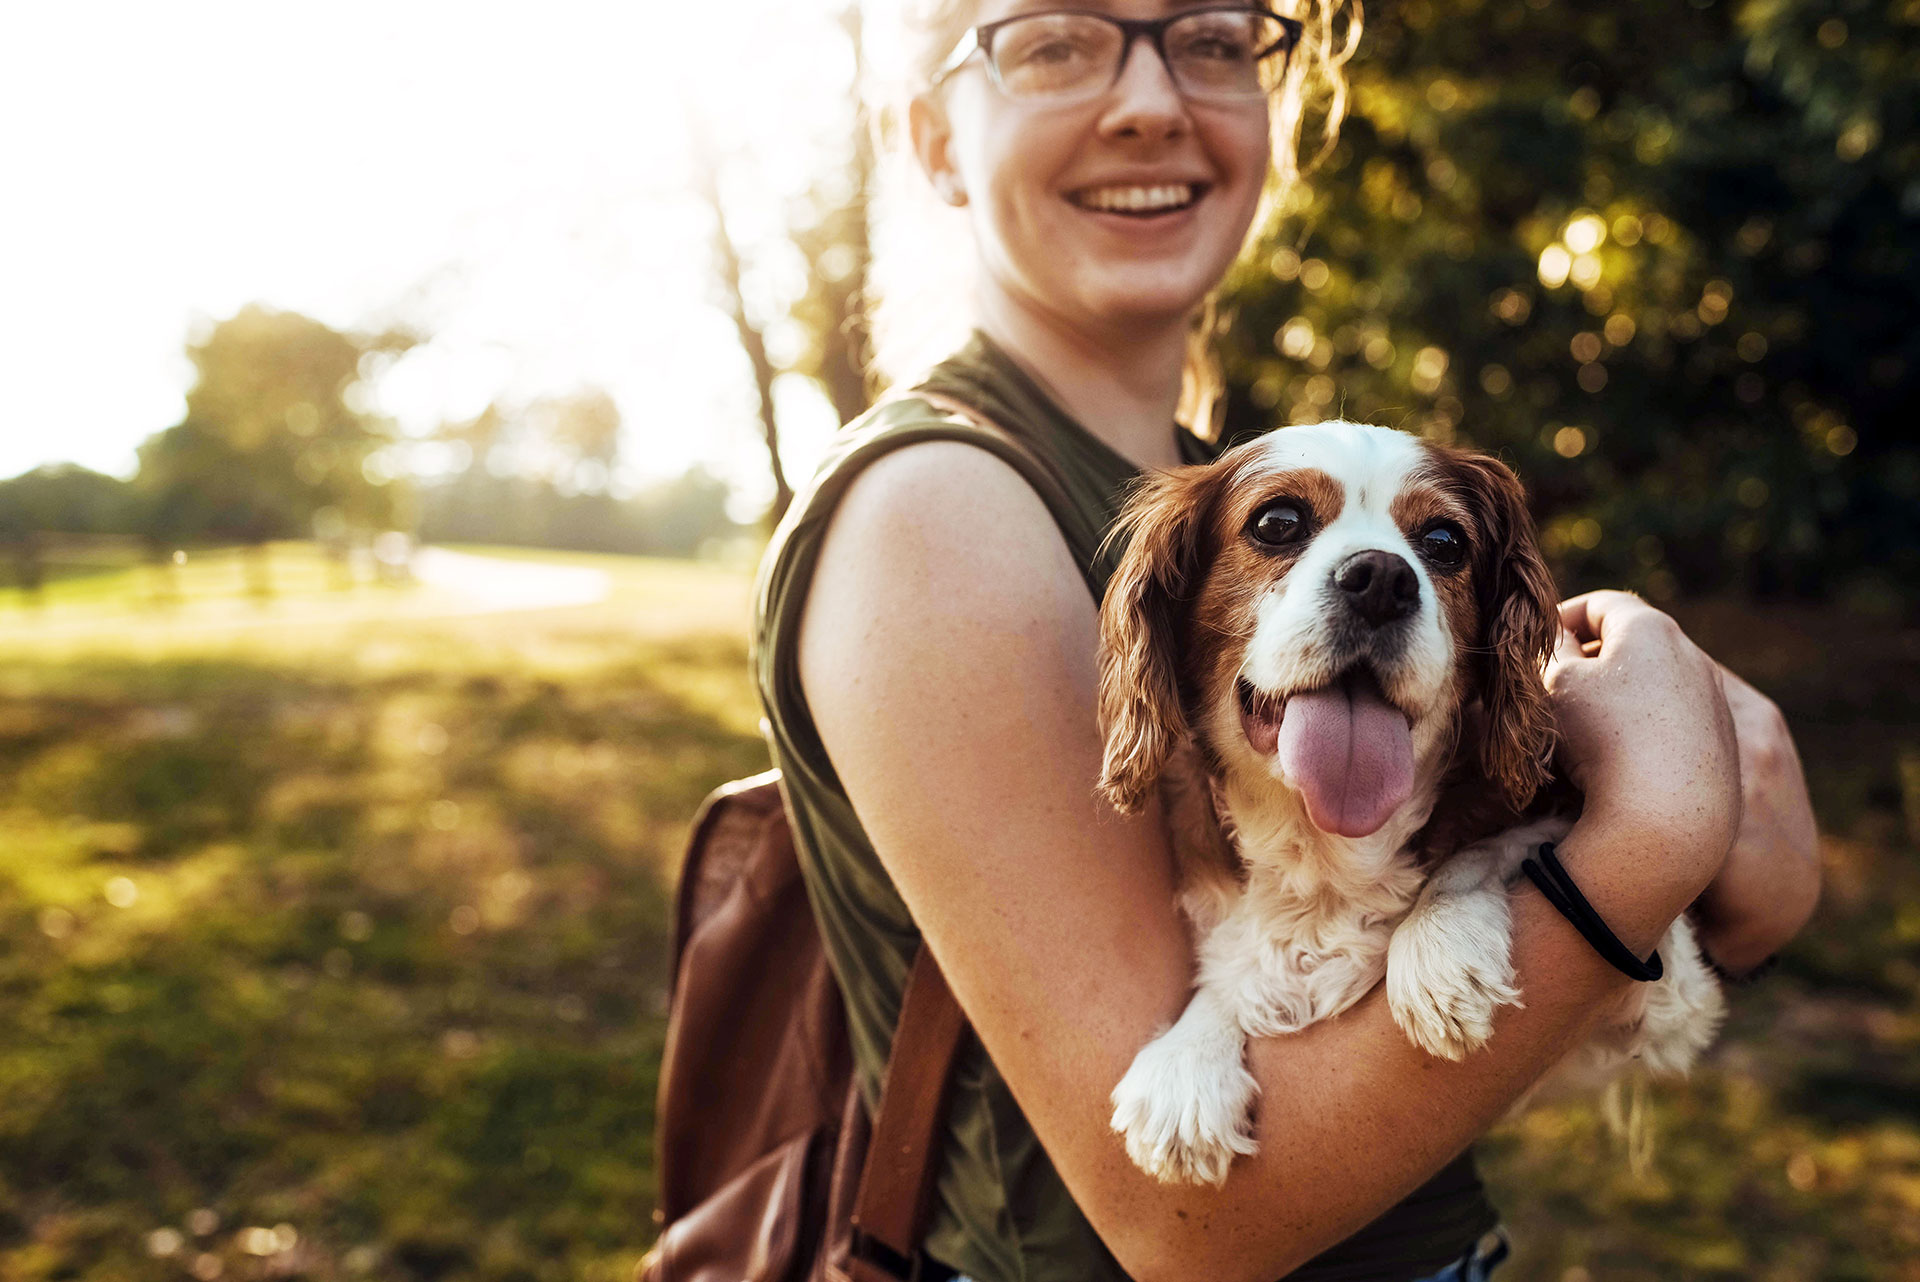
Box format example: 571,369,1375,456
933,7,1303,105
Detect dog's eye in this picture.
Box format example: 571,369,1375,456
1419,522,1468,568
1248,501,1309,547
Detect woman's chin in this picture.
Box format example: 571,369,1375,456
1071,275,1219,329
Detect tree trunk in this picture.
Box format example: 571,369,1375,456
692,150,793,527
817,3,878,426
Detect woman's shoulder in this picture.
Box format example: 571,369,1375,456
809,433,1089,624
775,392,1087,585
754,402,1092,704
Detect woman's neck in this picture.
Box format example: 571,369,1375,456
974,287,1193,471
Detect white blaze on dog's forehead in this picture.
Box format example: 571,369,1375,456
1235,420,1457,717
1241,421,1426,507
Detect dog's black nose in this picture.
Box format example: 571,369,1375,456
1334,550,1419,627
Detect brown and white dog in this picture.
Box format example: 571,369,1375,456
1098,420,1723,1186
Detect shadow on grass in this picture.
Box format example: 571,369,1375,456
0,641,767,1282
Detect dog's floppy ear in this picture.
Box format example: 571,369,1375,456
1097,462,1224,814
1447,450,1560,810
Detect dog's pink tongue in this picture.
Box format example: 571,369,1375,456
1277,681,1415,837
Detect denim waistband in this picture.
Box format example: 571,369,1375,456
1411,1227,1511,1282
941,1226,1512,1282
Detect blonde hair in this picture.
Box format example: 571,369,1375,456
863,0,1362,434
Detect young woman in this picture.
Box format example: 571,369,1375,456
753,3,1820,1278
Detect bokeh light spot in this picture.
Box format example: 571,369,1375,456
1563,212,1607,254
1538,245,1572,288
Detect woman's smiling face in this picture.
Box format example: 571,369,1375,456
917,0,1275,338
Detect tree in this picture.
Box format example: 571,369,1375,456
0,464,136,538
691,3,879,525
1214,0,1915,604
785,3,880,428
134,306,414,559
415,393,740,556
0,464,137,598
692,134,794,525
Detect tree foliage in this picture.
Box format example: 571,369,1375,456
1216,0,1916,604
416,394,739,557
0,465,135,539
695,3,878,523
134,306,413,546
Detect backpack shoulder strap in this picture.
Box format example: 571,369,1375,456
847,947,967,1282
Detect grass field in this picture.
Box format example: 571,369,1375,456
1,546,1914,1281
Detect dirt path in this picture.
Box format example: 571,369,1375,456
408,548,612,614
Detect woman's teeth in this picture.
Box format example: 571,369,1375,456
1071,184,1198,214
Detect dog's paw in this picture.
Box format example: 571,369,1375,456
1625,918,1727,1077
1386,892,1522,1061
1110,1029,1258,1186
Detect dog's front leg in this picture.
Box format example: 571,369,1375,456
1386,818,1573,1059
1386,843,1530,1061
1110,970,1259,1186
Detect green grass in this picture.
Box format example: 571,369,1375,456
0,550,1914,1280
0,547,765,1282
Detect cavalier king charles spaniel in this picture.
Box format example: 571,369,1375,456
1099,420,1724,1186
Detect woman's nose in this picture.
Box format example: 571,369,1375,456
1098,35,1191,139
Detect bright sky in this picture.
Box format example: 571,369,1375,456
0,0,863,508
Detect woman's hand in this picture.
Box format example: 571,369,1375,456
1690,665,1821,972
1546,591,1743,906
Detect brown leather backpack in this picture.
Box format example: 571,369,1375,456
641,770,968,1282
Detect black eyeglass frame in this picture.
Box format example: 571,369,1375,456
932,6,1305,103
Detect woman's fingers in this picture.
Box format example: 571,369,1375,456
1693,665,1821,970
1549,622,1584,666
1557,588,1656,649
1545,590,1742,893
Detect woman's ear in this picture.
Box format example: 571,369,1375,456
1097,464,1221,814
1449,452,1560,810
908,95,968,206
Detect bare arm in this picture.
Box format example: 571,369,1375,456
800,447,1740,1282
1692,664,1821,971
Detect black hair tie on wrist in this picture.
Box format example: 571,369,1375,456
1520,842,1664,982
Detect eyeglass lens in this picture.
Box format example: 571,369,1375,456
989,10,1291,101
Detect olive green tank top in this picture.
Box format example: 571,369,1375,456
752,332,1497,1281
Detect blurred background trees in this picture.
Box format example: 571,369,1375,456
0,310,740,590
415,391,737,557
0,0,1910,602
136,305,414,553
1214,0,1916,608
